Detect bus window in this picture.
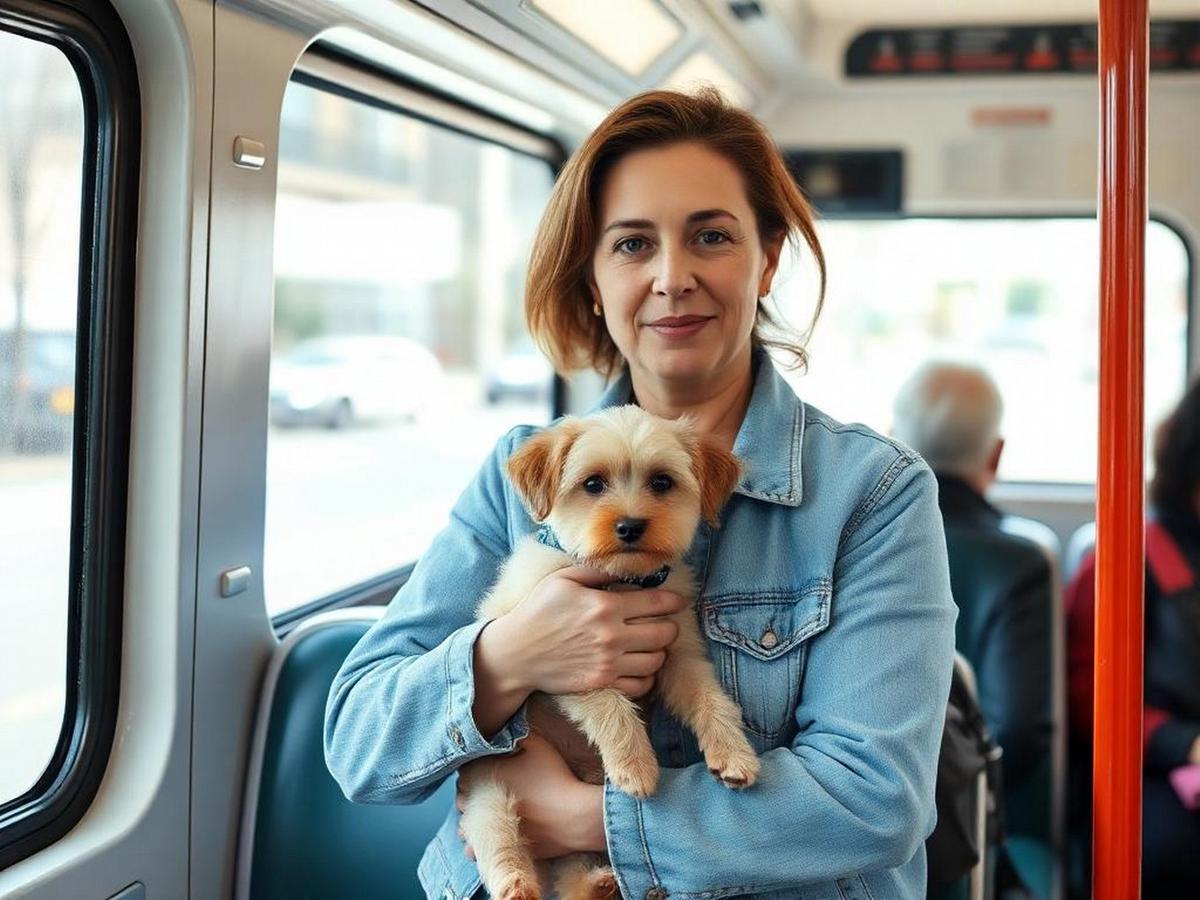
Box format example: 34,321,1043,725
0,33,84,809
265,75,556,616
773,217,1190,484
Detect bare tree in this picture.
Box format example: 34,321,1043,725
0,47,60,452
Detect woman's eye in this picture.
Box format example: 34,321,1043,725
697,229,729,246
649,474,674,493
583,476,606,495
615,236,648,255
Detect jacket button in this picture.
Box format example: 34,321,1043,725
449,725,466,750
646,889,668,900
759,629,779,650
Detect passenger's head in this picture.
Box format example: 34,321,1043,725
525,88,825,388
1150,377,1200,518
892,362,1005,491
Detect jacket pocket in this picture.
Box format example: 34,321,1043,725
701,579,832,739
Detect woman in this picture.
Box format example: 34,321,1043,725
324,89,956,899
1066,377,1200,897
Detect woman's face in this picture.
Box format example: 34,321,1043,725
589,141,782,391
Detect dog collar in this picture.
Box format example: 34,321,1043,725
535,525,671,589
614,565,672,589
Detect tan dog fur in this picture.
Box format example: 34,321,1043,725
459,406,759,900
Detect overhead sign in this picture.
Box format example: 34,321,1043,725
846,20,1200,78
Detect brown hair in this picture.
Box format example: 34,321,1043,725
1150,376,1200,518
525,88,826,377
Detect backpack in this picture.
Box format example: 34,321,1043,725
926,658,1005,893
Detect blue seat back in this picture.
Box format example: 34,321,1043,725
237,612,454,899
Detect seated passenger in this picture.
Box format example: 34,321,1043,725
894,362,1054,793
1065,376,1200,898
894,363,1054,897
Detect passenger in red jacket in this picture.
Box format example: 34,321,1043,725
1065,376,1200,897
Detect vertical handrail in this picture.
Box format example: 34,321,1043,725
1094,1,1148,898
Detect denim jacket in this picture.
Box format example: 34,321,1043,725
324,354,956,900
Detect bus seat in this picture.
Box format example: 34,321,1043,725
235,608,454,900
946,519,1065,899
1063,521,1096,583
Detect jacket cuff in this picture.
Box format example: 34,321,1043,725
1146,718,1200,772
604,780,663,900
446,619,529,756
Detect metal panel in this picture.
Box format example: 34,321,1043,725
192,6,303,896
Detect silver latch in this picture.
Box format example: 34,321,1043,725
219,566,252,597
232,136,266,170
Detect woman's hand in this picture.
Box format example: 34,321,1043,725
479,566,687,699
456,734,605,860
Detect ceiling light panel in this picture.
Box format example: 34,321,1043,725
527,0,684,76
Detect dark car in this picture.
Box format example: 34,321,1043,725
0,330,76,453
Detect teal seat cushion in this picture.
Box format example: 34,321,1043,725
1006,836,1054,900
248,619,454,899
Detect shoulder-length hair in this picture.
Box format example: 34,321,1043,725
1150,376,1200,517
525,88,826,377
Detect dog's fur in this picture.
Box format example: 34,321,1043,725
458,405,760,900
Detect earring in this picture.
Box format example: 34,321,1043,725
592,302,602,317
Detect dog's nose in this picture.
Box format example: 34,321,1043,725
614,517,647,543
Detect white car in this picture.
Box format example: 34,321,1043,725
269,335,443,428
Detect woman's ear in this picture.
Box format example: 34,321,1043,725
507,421,581,521
693,440,744,526
758,231,786,297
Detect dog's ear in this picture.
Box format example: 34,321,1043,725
507,421,581,521
693,440,743,527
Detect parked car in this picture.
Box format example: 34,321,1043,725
269,335,443,428
484,339,553,405
0,330,76,453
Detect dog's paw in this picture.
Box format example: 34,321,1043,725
586,867,619,899
496,871,541,900
609,752,659,798
705,743,760,789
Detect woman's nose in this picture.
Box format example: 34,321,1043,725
651,247,697,298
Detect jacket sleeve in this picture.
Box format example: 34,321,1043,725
323,428,532,805
605,457,957,897
975,552,1054,787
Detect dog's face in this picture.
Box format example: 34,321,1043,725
507,405,742,578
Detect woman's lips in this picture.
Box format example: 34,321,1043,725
646,316,713,339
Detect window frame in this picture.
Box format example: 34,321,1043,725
0,0,138,871
269,47,565,633
795,208,1196,488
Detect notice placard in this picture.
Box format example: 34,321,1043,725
846,21,1200,77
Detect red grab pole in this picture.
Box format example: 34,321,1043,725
1093,0,1148,897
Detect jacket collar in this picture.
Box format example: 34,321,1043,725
589,348,805,507
934,472,1002,527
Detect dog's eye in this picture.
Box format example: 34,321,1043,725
649,474,674,493
583,475,606,495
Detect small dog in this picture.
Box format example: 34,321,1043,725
458,405,760,900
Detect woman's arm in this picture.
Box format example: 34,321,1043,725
324,429,531,805
603,456,956,896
